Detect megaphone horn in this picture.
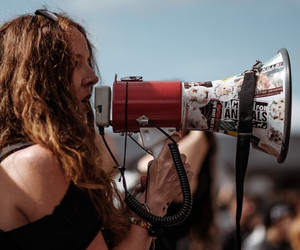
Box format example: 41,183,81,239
95,48,292,163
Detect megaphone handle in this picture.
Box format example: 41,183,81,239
139,127,176,158
151,145,163,159
124,140,193,227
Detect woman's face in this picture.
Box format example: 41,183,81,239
68,26,98,121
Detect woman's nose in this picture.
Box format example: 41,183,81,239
83,67,99,87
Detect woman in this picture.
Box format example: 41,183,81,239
0,9,190,249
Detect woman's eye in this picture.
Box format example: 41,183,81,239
74,61,79,67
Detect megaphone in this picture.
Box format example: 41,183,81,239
94,48,292,237
95,48,292,163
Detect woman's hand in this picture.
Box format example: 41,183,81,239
138,133,192,216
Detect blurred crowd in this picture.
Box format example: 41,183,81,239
217,178,300,250
111,131,300,250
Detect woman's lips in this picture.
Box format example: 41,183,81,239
81,94,91,111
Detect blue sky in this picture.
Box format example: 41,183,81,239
1,0,300,133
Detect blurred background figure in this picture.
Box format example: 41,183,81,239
137,131,221,250
219,174,276,250
259,201,295,250
289,213,300,250
221,193,267,250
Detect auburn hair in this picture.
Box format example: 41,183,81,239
0,11,129,245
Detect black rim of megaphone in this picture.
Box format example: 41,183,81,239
277,48,292,163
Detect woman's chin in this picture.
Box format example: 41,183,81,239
79,105,89,122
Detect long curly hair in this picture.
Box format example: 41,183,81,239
0,11,129,245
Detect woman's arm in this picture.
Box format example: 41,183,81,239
89,133,191,250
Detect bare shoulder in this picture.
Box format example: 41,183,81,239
2,144,68,189
0,144,69,227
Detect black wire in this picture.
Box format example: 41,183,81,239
121,81,128,171
99,81,130,193
98,126,120,168
117,81,130,192
147,120,177,144
129,134,153,156
98,126,128,191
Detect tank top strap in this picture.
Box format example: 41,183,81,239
0,142,34,162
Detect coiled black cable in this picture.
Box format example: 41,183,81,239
124,141,193,227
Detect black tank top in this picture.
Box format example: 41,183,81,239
0,143,106,250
